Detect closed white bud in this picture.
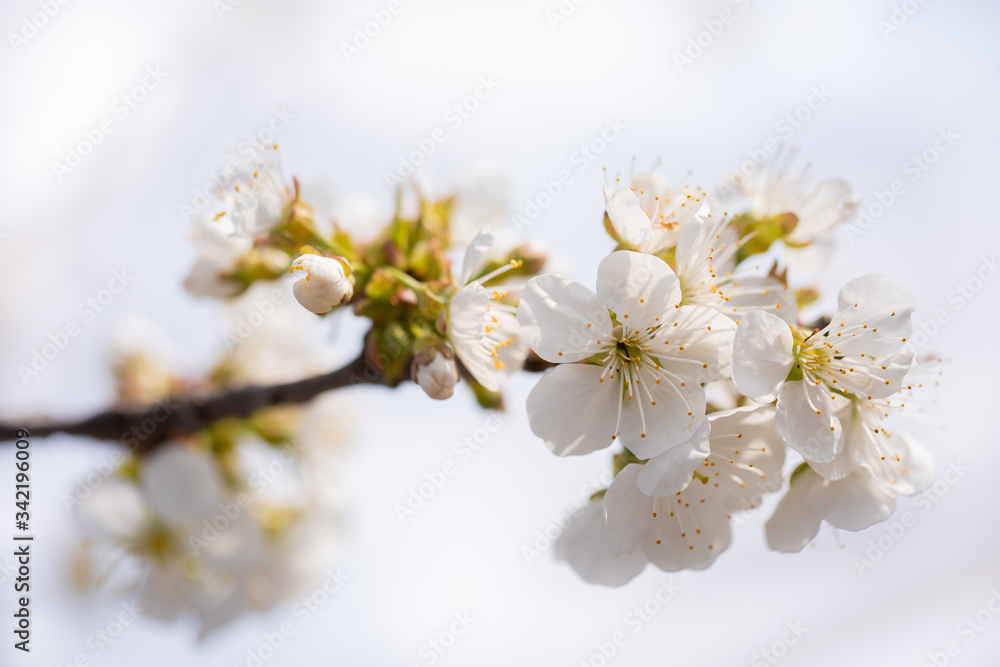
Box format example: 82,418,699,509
289,254,354,314
413,348,460,400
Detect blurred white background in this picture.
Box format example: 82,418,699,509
1,0,998,665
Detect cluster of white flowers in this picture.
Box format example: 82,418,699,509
73,294,349,636
513,162,939,584
184,146,293,298
76,424,343,637
70,147,940,636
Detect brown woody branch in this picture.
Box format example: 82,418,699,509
0,354,384,454
0,349,555,454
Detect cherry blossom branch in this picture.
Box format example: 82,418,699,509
0,351,555,453
0,354,384,454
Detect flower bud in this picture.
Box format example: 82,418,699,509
412,347,460,400
289,254,354,314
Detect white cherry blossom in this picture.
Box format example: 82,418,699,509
740,157,857,246
602,172,709,253
555,500,647,586
75,446,237,624
183,147,291,297
674,214,796,325
203,146,290,239
733,275,916,464
765,442,931,554
602,406,785,572
518,250,735,458
766,365,936,552
446,227,527,392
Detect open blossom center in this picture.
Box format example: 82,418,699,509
592,318,697,441
794,314,901,398
483,288,517,370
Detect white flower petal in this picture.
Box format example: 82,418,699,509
449,285,524,391
640,480,732,572
527,364,619,456
76,477,147,540
720,276,797,325
449,284,490,344
603,186,652,247
845,412,935,496
765,467,822,553
139,562,196,623
596,251,681,331
619,371,707,458
675,216,739,277
636,420,711,497
603,464,653,558
656,305,737,383
878,430,934,496
460,226,495,284
704,405,786,513
808,447,855,482
142,446,223,525
733,310,795,402
555,501,647,586
517,274,613,363
605,463,731,572
787,178,856,243
809,469,896,531
775,380,843,463
832,348,916,400
783,238,834,280
183,257,243,298
832,274,914,358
